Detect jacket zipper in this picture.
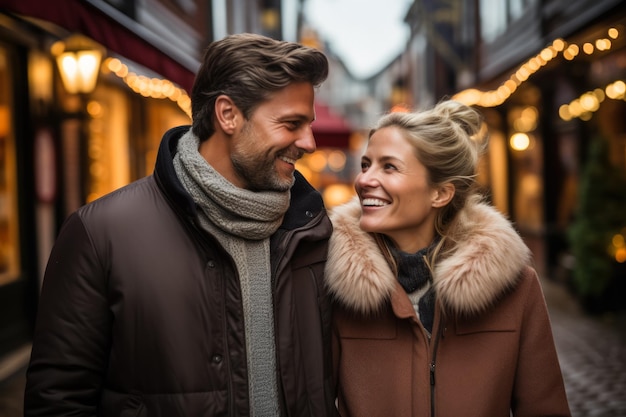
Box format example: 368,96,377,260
430,360,436,417
429,313,444,417
271,211,325,416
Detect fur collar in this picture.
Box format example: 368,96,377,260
325,197,531,316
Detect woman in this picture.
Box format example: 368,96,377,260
325,100,570,417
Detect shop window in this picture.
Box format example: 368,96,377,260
144,98,191,177
84,83,191,201
0,45,21,285
508,104,544,234
85,85,131,202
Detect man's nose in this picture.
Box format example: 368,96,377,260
296,125,316,154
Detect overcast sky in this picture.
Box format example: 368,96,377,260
302,0,412,79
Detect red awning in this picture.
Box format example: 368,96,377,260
0,0,197,92
313,101,352,149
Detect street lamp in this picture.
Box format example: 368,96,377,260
51,34,104,94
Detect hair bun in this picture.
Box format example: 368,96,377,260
437,100,483,137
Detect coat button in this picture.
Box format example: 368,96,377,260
212,354,223,363
207,260,216,268
305,210,314,218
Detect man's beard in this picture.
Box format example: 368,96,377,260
231,152,294,192
231,126,295,192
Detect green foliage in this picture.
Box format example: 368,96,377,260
567,135,626,297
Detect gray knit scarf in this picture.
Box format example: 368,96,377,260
173,129,288,416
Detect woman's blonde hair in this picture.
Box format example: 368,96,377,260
369,100,488,273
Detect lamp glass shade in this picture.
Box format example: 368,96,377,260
56,49,102,94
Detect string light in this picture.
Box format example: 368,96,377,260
103,57,191,117
453,27,622,109
559,79,626,121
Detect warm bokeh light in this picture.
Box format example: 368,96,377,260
327,150,347,172
513,106,538,132
390,104,411,113
616,248,626,263
558,81,622,121
103,57,191,117
86,100,102,117
307,151,328,172
609,232,626,263
552,38,566,51
322,183,354,208
510,133,530,151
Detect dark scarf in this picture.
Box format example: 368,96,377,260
388,238,437,333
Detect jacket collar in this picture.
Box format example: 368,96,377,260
325,197,531,316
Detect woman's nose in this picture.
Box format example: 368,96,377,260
355,168,378,189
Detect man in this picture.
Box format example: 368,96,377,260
24,33,335,416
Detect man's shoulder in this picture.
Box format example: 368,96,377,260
76,176,162,223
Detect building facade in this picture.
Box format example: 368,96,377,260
0,0,213,385
402,0,626,300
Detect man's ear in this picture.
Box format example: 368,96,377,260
432,183,455,208
214,95,240,134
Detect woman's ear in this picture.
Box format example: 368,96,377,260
432,183,455,208
214,95,240,135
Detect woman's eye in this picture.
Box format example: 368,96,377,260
384,163,397,170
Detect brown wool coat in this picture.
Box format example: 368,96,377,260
325,198,571,417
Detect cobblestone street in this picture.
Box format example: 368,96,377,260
544,279,626,417
552,309,626,417
1,280,625,417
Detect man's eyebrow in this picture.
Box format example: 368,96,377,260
278,113,314,123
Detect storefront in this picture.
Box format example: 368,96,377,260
454,10,626,291
0,0,201,381
0,32,36,380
